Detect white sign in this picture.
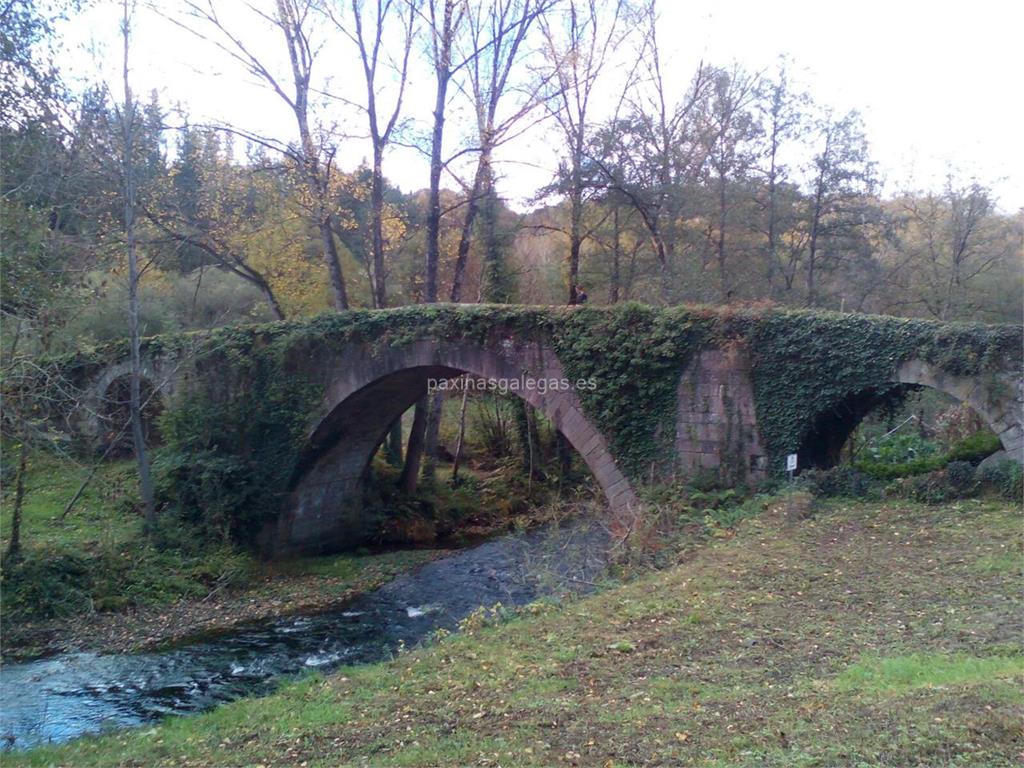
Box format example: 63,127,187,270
786,453,798,472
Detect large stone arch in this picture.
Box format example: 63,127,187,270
268,337,638,557
797,358,1023,469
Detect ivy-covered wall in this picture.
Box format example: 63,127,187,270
743,310,1021,469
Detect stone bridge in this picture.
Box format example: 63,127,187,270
73,305,1023,556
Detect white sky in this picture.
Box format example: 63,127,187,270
64,0,1024,212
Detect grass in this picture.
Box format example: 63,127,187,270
1,454,143,553
9,496,1023,767
833,653,1024,695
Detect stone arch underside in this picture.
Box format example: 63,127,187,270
797,358,1023,469
269,338,638,557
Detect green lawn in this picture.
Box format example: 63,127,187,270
11,497,1022,767
1,454,143,553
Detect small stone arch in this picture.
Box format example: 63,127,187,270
268,338,637,557
82,360,170,452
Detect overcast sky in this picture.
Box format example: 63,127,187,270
66,0,1024,212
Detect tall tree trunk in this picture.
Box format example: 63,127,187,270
421,391,445,482
609,204,621,303
385,419,403,467
555,432,572,482
277,0,349,312
5,441,28,560
258,279,286,321
399,394,430,493
424,21,452,303
449,149,489,302
568,186,582,304
514,400,543,480
766,133,779,298
371,145,387,308
717,174,729,301
121,1,157,536
450,387,470,483
480,173,511,303
405,0,453,491
320,215,349,310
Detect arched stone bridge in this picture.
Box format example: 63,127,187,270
74,305,1023,556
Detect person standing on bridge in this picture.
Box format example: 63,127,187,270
571,285,588,305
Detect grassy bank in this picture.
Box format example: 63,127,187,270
0,455,447,658
11,497,1022,767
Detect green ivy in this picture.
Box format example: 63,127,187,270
154,334,319,545
550,304,714,476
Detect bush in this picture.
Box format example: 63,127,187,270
0,551,93,620
946,432,1002,463
890,471,953,504
860,433,939,464
801,466,874,499
886,462,984,504
945,461,976,494
855,431,1002,480
0,544,254,622
976,459,1024,502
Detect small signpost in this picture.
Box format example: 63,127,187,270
786,453,798,482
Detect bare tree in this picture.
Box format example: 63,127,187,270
420,0,551,483
176,0,350,309
801,110,875,306
117,0,157,535
895,178,1010,320
420,0,466,303
539,0,629,303
145,211,287,320
754,60,807,298
448,0,550,303
703,64,760,301
325,0,417,308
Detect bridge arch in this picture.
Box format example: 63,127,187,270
81,360,169,452
268,338,637,556
796,358,1023,469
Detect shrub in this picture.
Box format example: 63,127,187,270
0,550,93,620
976,459,1024,502
801,466,874,499
945,461,976,494
889,471,952,504
946,431,1002,463
887,463,983,504
855,431,1002,480
0,544,254,622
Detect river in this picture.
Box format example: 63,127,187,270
0,519,609,751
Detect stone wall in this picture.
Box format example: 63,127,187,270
675,348,767,485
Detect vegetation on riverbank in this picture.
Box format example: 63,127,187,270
0,446,586,659
10,496,1021,767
